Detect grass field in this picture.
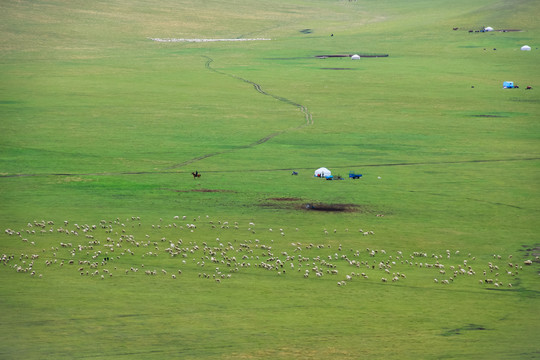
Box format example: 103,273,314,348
1,0,539,359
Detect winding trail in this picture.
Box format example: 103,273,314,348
204,56,313,126
163,56,313,170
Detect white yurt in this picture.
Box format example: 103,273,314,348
351,54,361,60
484,26,494,32
314,167,332,177
521,45,531,51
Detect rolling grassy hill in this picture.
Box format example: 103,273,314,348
1,0,539,358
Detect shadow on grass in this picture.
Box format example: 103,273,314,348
441,323,488,336
261,199,381,213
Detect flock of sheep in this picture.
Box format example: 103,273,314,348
2,215,537,288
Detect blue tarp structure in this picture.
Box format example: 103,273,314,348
503,81,514,88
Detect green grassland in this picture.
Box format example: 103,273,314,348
1,0,539,359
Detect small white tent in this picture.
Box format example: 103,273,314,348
484,26,494,32
314,167,332,177
521,45,531,51
351,54,361,60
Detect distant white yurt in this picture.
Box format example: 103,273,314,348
484,26,494,32
351,54,361,60
314,167,332,177
521,45,531,51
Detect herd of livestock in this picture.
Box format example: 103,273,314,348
2,216,537,288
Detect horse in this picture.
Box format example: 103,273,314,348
191,171,201,179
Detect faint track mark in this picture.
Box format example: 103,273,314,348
2,157,539,179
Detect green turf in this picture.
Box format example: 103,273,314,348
1,0,539,359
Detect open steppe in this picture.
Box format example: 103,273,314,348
1,0,539,358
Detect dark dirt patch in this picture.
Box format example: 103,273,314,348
161,188,235,193
303,203,357,212
267,197,302,201
471,114,507,118
263,57,311,60
260,201,370,213
518,245,540,259
511,98,539,103
303,203,387,215
320,68,354,70
441,324,488,336
315,54,389,58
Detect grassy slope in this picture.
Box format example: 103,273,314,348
0,0,539,359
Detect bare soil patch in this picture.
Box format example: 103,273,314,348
519,245,540,261
303,203,358,212
315,54,389,58
320,68,354,70
267,197,302,201
261,200,375,213
441,324,488,336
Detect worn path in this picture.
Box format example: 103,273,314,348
163,56,313,170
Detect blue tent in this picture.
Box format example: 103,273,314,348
503,81,514,89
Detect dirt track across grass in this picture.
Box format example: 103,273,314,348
162,56,314,170
315,54,389,58
1,157,539,179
